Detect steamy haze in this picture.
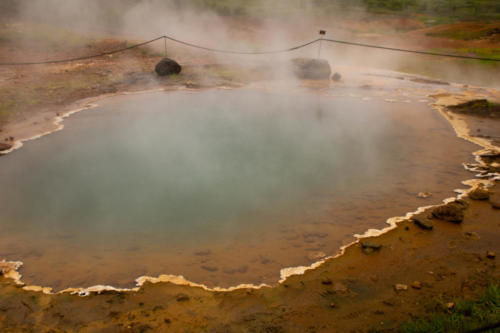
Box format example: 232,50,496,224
2,0,498,86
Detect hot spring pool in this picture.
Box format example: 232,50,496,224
0,89,477,289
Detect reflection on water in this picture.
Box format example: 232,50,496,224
0,89,476,289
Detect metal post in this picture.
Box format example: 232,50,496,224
318,30,326,59
164,36,167,58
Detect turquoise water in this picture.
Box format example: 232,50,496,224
0,89,476,289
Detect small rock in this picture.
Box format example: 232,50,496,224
175,293,190,302
463,231,480,240
307,251,326,261
382,299,395,306
431,203,465,223
361,241,382,254
394,284,408,291
490,195,500,209
333,282,348,293
486,251,496,259
0,142,12,152
329,302,336,308
321,278,333,285
201,265,218,272
447,302,455,310
417,192,432,198
411,281,422,289
164,318,171,324
468,187,490,200
413,217,433,230
331,72,342,82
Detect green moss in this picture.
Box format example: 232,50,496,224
401,283,500,333
427,28,500,40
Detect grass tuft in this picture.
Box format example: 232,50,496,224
401,283,500,333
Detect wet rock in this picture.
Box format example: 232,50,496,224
487,251,496,259
413,217,433,230
321,278,333,285
307,251,326,261
361,241,382,254
0,142,12,152
331,72,342,82
290,58,331,79
155,58,182,76
333,282,348,293
394,284,408,291
463,231,480,240
259,256,272,264
201,265,218,272
453,199,469,209
468,187,490,200
223,265,248,275
489,195,500,209
431,203,465,223
411,281,422,289
175,293,190,302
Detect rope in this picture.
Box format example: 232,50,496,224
322,37,500,62
0,36,165,66
0,34,499,66
163,35,320,54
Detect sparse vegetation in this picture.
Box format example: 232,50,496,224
401,283,500,333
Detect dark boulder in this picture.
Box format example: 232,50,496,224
155,58,182,77
431,202,465,223
291,58,331,79
331,72,342,82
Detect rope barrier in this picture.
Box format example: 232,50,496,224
163,35,320,54
0,36,166,66
0,34,499,66
322,37,500,62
